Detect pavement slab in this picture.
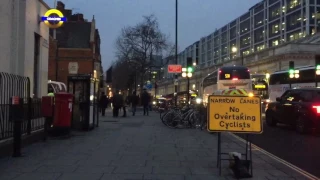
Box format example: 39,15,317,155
0,109,315,180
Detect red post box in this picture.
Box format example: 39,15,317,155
53,93,73,132
41,96,54,117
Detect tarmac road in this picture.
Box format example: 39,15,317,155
236,114,320,178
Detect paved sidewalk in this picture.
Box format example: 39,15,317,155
0,110,312,180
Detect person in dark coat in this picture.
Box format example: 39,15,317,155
130,91,139,116
141,88,150,116
99,92,108,116
112,91,124,117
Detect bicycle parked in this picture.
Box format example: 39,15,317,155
161,105,201,129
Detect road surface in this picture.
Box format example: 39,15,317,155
236,114,320,178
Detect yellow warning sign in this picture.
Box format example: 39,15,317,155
207,95,262,133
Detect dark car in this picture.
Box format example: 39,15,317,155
265,88,320,134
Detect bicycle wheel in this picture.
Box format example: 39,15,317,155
200,115,207,131
190,110,201,128
161,110,170,126
162,111,179,128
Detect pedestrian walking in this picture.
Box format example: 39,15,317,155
130,91,139,116
112,90,124,117
99,92,108,116
141,88,150,116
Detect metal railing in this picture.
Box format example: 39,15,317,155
0,72,44,141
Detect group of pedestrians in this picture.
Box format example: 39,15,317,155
99,88,151,118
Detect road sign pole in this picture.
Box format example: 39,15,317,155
208,95,260,177
187,77,190,106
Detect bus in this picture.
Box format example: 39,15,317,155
202,66,252,104
251,74,269,100
269,66,317,102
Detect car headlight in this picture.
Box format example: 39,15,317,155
152,101,156,105
196,98,202,104
248,93,254,97
266,99,270,103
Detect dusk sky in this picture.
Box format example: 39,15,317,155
44,0,261,71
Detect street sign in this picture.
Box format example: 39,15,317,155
168,65,182,73
207,95,262,133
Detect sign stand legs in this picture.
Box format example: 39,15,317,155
216,133,253,177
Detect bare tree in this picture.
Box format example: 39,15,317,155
111,60,132,91
115,14,169,89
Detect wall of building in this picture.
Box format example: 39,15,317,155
25,0,50,97
48,48,94,85
0,0,13,73
0,0,49,97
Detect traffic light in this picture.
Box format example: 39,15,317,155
289,61,299,78
289,61,294,78
187,57,192,67
316,55,320,75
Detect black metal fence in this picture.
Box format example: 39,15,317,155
0,72,44,141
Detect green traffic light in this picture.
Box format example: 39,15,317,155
187,67,193,73
317,65,320,70
289,69,294,74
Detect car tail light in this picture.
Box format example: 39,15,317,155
232,78,238,80
312,105,320,114
219,70,222,73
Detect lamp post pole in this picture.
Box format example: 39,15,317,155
174,0,178,106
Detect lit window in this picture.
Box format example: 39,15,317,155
272,40,279,46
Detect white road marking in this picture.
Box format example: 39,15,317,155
229,133,320,180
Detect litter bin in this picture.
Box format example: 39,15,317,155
53,92,73,135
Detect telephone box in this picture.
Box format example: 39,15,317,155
67,74,99,131
53,92,73,133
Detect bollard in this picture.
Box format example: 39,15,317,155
11,96,23,157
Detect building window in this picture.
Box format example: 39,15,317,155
221,45,228,55
201,54,205,63
229,27,237,40
221,32,227,44
214,37,220,47
287,30,305,41
269,38,280,47
269,21,280,37
214,48,219,58
242,49,250,56
207,39,211,50
207,51,212,61
269,3,281,20
255,44,265,51
254,12,264,28
254,27,264,43
286,11,302,31
240,35,251,47
240,19,250,35
269,0,278,6
287,0,301,12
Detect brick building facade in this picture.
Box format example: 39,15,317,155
48,1,102,85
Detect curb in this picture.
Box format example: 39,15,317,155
229,132,319,180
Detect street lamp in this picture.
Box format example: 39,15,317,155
232,47,237,53
174,0,178,106
231,46,244,65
